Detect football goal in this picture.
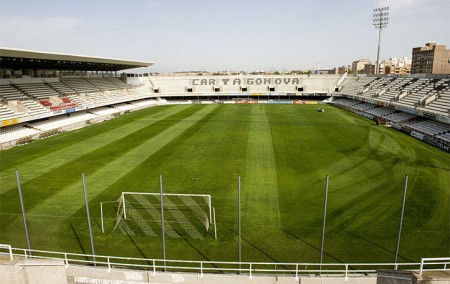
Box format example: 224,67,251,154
107,192,216,240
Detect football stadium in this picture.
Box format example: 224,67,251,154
0,47,449,283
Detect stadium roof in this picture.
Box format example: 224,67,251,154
0,48,154,71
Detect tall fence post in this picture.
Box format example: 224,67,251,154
16,169,32,256
122,192,127,219
238,176,242,274
213,207,217,240
100,202,104,233
320,175,329,271
160,174,166,272
394,175,408,267
82,172,96,266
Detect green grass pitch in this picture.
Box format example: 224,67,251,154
0,104,448,264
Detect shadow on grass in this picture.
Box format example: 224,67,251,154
125,233,152,265
282,229,345,264
164,228,222,273
344,229,415,263
70,224,87,259
229,228,294,271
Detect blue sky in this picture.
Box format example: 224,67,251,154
0,0,449,72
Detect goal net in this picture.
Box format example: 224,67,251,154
113,192,213,240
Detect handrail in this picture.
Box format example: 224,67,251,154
0,244,13,260
0,245,448,278
419,257,450,275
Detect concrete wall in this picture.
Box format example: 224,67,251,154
149,75,339,96
67,265,377,284
0,258,67,284
0,258,379,284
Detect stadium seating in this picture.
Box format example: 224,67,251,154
365,107,396,117
131,99,158,107
15,83,60,100
113,103,137,111
47,82,76,95
90,106,122,116
61,78,101,93
332,97,421,124
382,112,417,123
436,132,450,143
107,77,131,89
21,100,53,117
85,77,122,91
39,99,52,107
30,112,98,131
67,94,93,109
405,120,450,136
423,96,450,115
331,98,362,107
352,102,376,112
398,79,431,107
84,92,111,105
0,105,26,121
340,77,450,123
0,124,41,144
0,85,29,101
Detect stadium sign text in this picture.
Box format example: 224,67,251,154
191,78,301,86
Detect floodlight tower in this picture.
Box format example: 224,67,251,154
373,6,389,74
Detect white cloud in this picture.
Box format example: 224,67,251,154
0,16,82,46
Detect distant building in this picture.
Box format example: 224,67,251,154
363,63,376,75
334,65,350,74
411,42,450,74
314,69,335,74
352,59,372,74
382,57,411,75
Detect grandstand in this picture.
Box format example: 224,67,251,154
1,48,449,153
339,76,450,119
335,75,450,151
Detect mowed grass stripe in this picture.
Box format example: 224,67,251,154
89,104,251,240
0,105,186,194
242,105,280,227
0,106,178,167
82,104,229,202
0,105,196,215
0,104,448,263
25,105,218,217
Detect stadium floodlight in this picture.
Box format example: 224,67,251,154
373,6,389,74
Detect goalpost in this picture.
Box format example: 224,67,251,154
110,192,216,239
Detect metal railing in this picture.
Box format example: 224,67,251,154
0,245,449,279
